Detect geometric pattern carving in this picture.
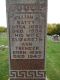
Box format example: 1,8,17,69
10,70,45,79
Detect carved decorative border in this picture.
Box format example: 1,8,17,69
10,70,45,79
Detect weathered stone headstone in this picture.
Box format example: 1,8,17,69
52,34,60,42
6,0,47,80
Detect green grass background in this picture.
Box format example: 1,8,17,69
0,33,60,80
46,37,60,80
0,33,9,80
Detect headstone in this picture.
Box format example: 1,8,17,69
6,0,47,80
52,34,60,42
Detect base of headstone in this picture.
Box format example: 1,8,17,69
8,78,48,80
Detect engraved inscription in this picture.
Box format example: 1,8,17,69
8,3,46,59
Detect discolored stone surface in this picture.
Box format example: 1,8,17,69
11,59,44,70
6,0,47,80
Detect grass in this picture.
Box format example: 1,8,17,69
0,33,60,80
0,48,9,80
0,33,8,46
46,37,60,80
0,33,9,80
